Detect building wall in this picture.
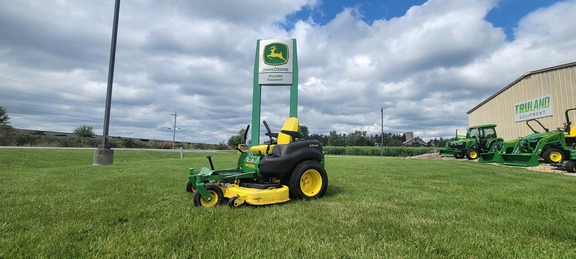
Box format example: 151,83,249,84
468,63,576,141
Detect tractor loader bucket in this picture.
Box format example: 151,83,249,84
439,149,454,157
478,152,503,163
500,153,540,167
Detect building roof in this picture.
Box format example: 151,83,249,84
467,61,576,114
403,136,427,146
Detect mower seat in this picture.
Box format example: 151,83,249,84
251,117,299,155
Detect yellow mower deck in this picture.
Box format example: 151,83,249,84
222,184,290,207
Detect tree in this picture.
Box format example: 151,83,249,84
74,124,94,137
345,130,373,146
299,124,310,139
0,106,10,125
227,127,248,147
327,130,346,146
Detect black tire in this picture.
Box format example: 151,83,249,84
193,184,223,207
465,149,479,160
566,161,575,173
454,153,465,159
543,148,564,163
186,181,196,193
288,160,328,199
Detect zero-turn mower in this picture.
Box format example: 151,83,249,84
186,117,328,207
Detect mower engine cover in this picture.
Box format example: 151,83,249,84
259,140,324,178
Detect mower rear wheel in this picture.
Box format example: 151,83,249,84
466,149,479,160
454,153,465,159
543,148,564,163
193,184,223,207
289,160,328,199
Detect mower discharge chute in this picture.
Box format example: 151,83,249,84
439,124,503,160
186,117,328,207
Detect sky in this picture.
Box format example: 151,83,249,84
1,0,575,144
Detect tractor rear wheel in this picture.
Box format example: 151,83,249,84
288,160,328,199
193,184,223,207
466,149,479,160
454,153,465,159
565,161,576,173
543,148,564,163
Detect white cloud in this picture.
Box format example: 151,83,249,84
1,0,575,144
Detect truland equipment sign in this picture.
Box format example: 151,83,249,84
514,95,553,122
258,39,294,85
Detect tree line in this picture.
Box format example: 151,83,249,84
1,106,452,148
227,124,452,147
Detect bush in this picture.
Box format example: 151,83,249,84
323,146,435,157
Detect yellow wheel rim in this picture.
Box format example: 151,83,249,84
470,151,478,159
549,151,563,163
300,169,323,197
200,190,219,207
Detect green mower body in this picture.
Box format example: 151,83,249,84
186,118,328,207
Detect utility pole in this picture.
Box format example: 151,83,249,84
172,112,178,149
380,107,384,155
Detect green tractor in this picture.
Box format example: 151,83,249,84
498,109,576,167
186,117,328,207
439,124,504,160
557,108,576,172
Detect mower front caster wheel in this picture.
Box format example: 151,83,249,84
193,184,223,207
186,181,197,193
228,196,243,208
289,160,328,200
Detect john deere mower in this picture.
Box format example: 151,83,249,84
439,124,503,160
186,117,328,207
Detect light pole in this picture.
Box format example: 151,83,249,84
93,0,121,165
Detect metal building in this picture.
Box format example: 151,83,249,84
467,61,576,141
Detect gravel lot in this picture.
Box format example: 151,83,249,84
408,151,574,176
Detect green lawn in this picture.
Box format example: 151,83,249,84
1,148,576,258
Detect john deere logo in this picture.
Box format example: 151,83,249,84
264,43,288,65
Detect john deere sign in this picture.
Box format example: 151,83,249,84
514,95,553,122
258,39,294,85
251,38,298,145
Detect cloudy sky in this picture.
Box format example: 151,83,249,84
1,0,575,144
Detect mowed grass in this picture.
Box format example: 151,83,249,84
1,148,576,258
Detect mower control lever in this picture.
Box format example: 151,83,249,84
263,121,278,141
207,155,215,170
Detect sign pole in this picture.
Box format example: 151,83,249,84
289,39,298,118
251,40,262,145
